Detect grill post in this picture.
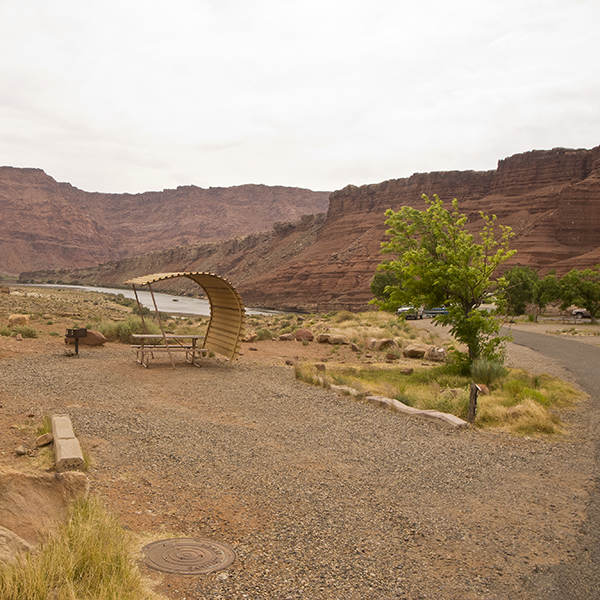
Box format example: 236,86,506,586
65,328,88,355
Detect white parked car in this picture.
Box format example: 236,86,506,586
397,306,424,320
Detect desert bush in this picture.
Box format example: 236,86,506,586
98,317,161,344
255,328,274,341
0,326,10,337
11,325,38,338
332,310,358,323
0,496,153,600
471,358,507,387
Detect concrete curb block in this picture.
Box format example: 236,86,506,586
51,415,84,472
365,395,469,429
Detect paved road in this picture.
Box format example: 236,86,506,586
505,328,600,599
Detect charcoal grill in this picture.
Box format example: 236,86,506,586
65,328,87,355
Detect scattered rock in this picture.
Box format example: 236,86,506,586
350,343,360,352
317,333,331,344
249,346,258,351
315,363,326,371
328,334,350,345
35,433,54,447
243,333,258,343
476,383,490,395
364,337,378,350
403,343,429,359
424,346,447,362
294,328,314,342
8,314,29,327
15,334,23,341
15,446,27,456
386,353,399,361
375,339,400,352
400,368,414,375
279,333,294,341
285,359,294,366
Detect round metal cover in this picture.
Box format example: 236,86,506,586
142,538,236,575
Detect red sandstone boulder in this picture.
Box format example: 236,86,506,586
294,328,314,342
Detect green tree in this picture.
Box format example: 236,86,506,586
503,266,538,316
374,194,515,363
531,272,560,322
370,268,401,303
559,267,600,322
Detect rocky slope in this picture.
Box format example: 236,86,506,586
0,167,330,275
19,145,600,312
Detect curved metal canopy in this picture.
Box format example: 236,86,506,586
124,271,246,361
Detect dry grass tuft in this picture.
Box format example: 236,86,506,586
0,496,163,600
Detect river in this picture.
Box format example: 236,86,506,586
11,283,281,317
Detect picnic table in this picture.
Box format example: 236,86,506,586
131,334,207,368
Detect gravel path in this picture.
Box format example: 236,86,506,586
0,340,596,600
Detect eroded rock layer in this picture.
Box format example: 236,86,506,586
19,145,600,312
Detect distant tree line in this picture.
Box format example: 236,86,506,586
503,265,600,322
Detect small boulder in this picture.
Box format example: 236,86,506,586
15,334,23,342
317,333,331,344
476,383,490,395
386,353,399,361
15,446,27,456
243,332,258,343
8,314,29,327
315,363,326,371
400,367,414,375
294,328,314,342
35,433,54,447
424,346,447,362
364,337,378,350
328,334,350,345
350,343,360,352
374,339,400,352
279,333,294,341
402,343,429,359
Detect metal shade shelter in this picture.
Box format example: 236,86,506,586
124,272,246,366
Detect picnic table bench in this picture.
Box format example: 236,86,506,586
131,334,207,368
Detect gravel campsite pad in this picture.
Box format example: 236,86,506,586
0,328,598,600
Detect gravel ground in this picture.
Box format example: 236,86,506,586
0,336,595,600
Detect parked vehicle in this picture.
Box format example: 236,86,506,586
572,308,591,319
423,307,449,317
397,306,424,319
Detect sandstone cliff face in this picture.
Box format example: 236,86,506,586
18,145,600,312
0,167,330,275
237,146,600,311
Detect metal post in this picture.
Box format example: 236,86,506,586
132,285,148,333
148,283,176,370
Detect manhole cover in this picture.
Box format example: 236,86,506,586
142,538,236,575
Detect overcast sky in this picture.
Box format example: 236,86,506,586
0,0,598,194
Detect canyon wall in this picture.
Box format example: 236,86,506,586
0,166,330,275
18,145,600,312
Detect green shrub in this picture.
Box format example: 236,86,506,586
255,328,274,341
0,326,10,337
98,317,161,344
332,310,358,323
471,358,507,387
11,325,38,338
